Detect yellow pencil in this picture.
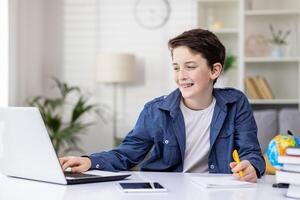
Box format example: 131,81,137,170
232,149,244,177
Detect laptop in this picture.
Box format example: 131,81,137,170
0,107,130,185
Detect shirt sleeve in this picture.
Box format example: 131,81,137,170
234,94,266,178
88,106,154,171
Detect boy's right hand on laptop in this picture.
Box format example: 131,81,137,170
59,156,92,173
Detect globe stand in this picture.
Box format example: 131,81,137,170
267,130,299,189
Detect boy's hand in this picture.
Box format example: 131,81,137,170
230,160,257,183
59,156,92,173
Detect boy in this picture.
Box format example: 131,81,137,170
60,29,265,182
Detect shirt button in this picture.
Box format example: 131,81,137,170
164,140,169,144
96,164,100,169
210,164,215,169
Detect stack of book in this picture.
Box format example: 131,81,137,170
244,76,274,99
276,147,300,199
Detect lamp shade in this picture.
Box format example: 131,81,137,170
96,53,136,83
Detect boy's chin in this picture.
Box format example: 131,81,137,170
179,90,195,99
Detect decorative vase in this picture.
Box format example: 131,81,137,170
271,44,284,58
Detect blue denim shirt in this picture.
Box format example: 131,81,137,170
89,88,265,177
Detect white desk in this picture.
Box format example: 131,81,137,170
0,171,288,200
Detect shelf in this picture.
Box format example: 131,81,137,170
245,9,300,16
245,57,300,63
211,28,239,34
250,99,299,105
197,0,237,3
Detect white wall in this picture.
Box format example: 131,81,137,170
96,0,196,141
12,0,197,155
0,0,9,107
12,0,44,106
43,0,64,94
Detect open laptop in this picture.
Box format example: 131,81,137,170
0,107,130,185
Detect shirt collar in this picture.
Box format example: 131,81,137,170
158,88,239,118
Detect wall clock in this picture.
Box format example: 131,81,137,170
134,0,171,29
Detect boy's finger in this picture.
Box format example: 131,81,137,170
231,160,249,173
229,162,237,168
62,159,77,171
232,172,241,180
59,157,68,165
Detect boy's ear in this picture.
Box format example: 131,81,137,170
210,63,223,80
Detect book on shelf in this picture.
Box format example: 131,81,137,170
276,170,300,185
286,147,300,156
245,77,262,99
278,155,300,165
253,76,267,99
244,76,274,100
256,76,274,99
283,163,300,173
287,184,300,199
245,77,257,99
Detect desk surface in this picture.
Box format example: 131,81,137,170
0,171,287,200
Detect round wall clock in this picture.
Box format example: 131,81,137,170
134,0,171,30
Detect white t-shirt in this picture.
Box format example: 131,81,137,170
181,98,216,173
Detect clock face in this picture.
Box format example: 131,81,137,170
134,0,171,29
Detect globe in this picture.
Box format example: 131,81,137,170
266,132,300,169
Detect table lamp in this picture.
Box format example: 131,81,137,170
96,53,136,146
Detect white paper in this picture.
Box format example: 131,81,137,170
0,121,4,157
191,175,256,189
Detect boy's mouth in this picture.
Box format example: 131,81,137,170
181,83,194,88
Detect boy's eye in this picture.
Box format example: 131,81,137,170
186,66,196,70
173,66,179,71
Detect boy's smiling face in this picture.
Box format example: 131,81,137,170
172,46,220,102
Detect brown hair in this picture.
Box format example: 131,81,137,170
168,28,226,70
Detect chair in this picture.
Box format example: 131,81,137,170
253,109,278,153
279,108,300,137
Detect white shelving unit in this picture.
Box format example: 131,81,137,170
212,28,239,34
250,99,299,105
243,0,300,108
244,10,300,16
245,57,300,63
196,0,300,109
196,0,242,89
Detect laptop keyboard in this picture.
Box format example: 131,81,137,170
64,171,98,178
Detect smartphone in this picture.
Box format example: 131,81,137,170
118,182,167,193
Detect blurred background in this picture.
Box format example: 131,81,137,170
1,0,300,156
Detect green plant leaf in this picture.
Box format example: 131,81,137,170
45,114,62,133
71,97,97,124
223,54,236,73
52,77,80,99
269,24,291,45
26,77,108,155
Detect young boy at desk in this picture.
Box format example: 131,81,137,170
60,28,265,183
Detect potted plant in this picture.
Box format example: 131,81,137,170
269,24,291,58
223,53,237,74
27,78,109,155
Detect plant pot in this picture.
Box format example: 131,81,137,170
271,44,284,58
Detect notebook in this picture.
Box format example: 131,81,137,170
190,174,255,189
0,107,130,185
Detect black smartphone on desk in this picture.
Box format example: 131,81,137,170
118,182,167,193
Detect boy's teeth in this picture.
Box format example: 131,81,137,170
184,83,193,88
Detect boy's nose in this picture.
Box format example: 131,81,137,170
178,69,188,79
